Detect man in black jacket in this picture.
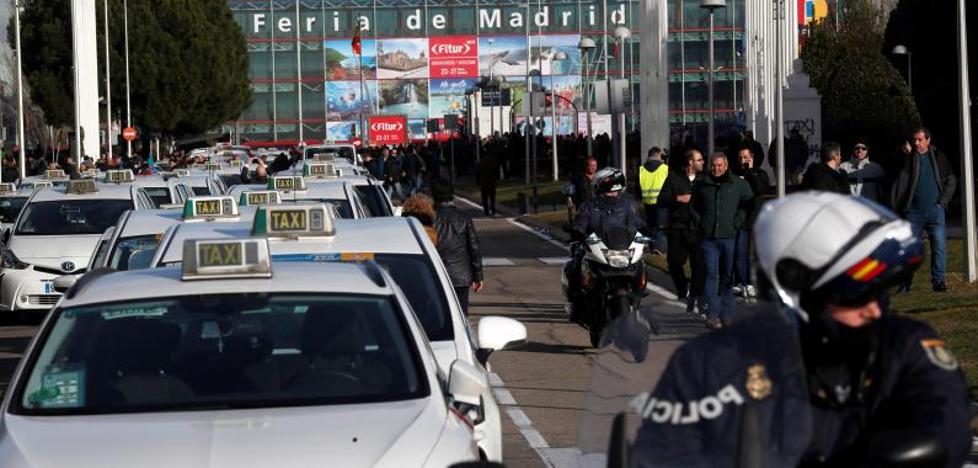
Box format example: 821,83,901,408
801,142,849,194
732,145,770,297
431,178,484,314
891,127,957,292
657,149,706,314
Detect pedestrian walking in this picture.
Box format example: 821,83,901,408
401,193,438,244
691,153,754,328
1,157,18,183
476,148,500,216
732,144,771,298
638,147,669,254
431,178,484,314
569,158,598,210
891,127,957,292
838,138,886,203
801,142,849,194
657,149,706,314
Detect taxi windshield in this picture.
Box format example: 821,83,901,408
306,147,355,164
0,196,28,223
109,235,161,270
16,200,133,236
191,186,211,196
143,187,171,207
294,198,353,219
15,294,427,415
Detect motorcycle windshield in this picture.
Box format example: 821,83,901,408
576,302,813,468
600,224,637,250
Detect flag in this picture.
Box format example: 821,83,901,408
351,22,362,56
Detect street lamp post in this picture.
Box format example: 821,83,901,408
487,38,495,138
103,0,112,161
579,37,595,159
955,0,976,281
550,51,566,182
124,0,132,159
14,0,26,180
614,26,630,177
701,0,726,158
892,45,912,93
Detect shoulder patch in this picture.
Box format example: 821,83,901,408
921,339,959,371
746,363,773,400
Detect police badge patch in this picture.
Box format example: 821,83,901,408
746,363,772,400
921,339,959,371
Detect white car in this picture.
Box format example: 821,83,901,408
0,180,154,311
0,238,485,467
181,173,228,197
89,196,258,271
303,143,361,166
132,175,194,208
148,205,527,461
0,184,32,233
268,176,369,219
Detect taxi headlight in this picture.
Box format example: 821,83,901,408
1,250,29,270
606,250,632,269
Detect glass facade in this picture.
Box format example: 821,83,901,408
227,0,745,143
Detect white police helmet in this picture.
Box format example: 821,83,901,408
752,192,922,321
593,167,626,194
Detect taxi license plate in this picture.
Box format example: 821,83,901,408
42,280,53,294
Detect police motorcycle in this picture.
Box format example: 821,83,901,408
563,222,651,348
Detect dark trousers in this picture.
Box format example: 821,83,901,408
454,286,470,315
666,228,704,299
734,229,751,286
481,186,497,215
906,204,947,286
643,204,668,252
702,238,737,321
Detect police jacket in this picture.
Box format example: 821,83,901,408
631,305,970,468
572,193,647,239
434,202,483,288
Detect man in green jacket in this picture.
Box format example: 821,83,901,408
691,153,754,328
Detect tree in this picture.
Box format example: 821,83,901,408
10,0,251,139
801,0,920,173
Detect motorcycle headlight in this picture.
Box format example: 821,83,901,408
1,249,29,270
606,249,631,269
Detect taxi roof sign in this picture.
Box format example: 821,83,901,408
239,190,282,206
268,176,307,192
228,160,244,168
174,169,191,177
0,183,16,194
313,152,337,161
65,179,99,195
45,169,66,180
205,162,222,171
105,169,135,183
182,238,272,281
81,169,101,178
304,162,337,178
252,204,335,238
182,195,239,220
23,180,53,189
190,164,206,170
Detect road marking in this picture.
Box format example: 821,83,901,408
483,257,516,267
454,195,484,210
506,218,570,252
538,257,571,265
647,283,681,304
490,372,576,467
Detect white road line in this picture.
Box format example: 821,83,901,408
538,257,571,265
483,257,516,267
490,372,577,467
454,195,483,210
506,218,570,252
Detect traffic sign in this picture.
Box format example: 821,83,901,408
122,127,138,142
351,137,362,147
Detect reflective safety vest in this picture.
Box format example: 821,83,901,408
639,163,669,205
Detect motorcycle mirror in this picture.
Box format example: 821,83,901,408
635,235,653,244
867,430,948,467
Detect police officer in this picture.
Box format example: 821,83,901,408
565,168,647,321
631,192,970,467
638,147,669,254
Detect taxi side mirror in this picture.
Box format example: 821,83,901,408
476,316,526,366
393,206,403,217
52,275,77,293
448,360,487,407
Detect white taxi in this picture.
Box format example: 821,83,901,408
267,175,369,219
20,169,70,188
132,174,194,208
0,178,154,311
0,183,31,232
148,205,526,461
0,238,483,467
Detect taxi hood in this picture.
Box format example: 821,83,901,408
7,235,102,273
0,399,447,468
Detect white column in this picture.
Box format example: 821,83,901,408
639,0,668,158
71,0,101,164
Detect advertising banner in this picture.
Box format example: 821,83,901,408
429,78,476,118
479,36,529,77
326,81,378,121
429,36,479,78
326,121,358,141
323,39,377,80
369,115,408,145
379,79,429,119
377,38,429,79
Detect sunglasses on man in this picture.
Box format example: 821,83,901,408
854,145,868,151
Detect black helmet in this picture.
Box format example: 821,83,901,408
593,167,625,194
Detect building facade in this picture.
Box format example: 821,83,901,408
227,0,749,144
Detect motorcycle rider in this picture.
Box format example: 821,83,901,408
565,167,647,323
630,192,970,467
